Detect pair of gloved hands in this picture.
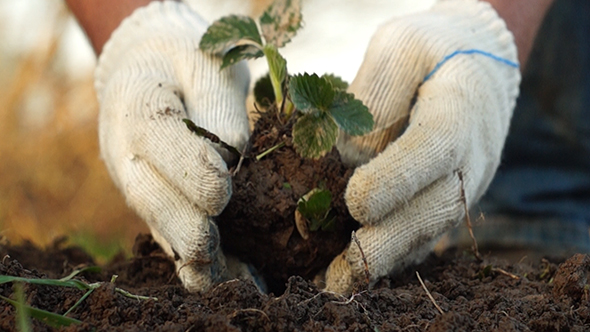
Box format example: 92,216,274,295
95,0,520,294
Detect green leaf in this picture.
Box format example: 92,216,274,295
293,112,338,159
260,0,303,48
289,73,335,113
318,215,336,231
14,283,32,332
199,15,262,54
322,73,349,90
0,275,91,291
297,188,334,232
63,289,95,317
253,74,275,107
59,266,101,282
0,294,82,328
330,91,373,136
221,45,264,69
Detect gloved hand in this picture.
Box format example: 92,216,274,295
326,0,521,294
95,1,253,292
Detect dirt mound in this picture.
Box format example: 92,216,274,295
2,235,590,331
217,109,358,293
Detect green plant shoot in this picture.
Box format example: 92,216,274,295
199,0,374,159
289,73,373,158
297,188,335,232
199,0,301,116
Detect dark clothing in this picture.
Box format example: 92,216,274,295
476,0,590,252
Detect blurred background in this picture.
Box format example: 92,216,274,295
0,0,147,262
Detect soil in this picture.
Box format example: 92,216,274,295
2,234,590,331
217,109,358,293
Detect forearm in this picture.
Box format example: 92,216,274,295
483,0,554,69
65,0,176,55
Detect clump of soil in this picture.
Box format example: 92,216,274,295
217,109,359,293
3,235,590,331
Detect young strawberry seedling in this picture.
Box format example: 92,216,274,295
198,0,373,159
195,0,374,291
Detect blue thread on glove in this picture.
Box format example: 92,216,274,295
423,49,519,82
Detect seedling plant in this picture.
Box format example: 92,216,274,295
194,0,374,233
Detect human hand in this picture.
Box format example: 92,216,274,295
326,0,521,294
95,2,253,292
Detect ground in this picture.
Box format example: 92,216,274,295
1,234,590,331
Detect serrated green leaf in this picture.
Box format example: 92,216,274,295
330,91,373,136
260,0,303,48
322,73,349,90
221,45,264,69
199,15,262,54
297,188,334,232
289,73,335,114
254,74,275,107
293,112,338,159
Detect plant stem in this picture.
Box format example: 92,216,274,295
262,44,294,118
256,142,285,161
63,289,95,317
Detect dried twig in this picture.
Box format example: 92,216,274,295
296,291,338,307
351,231,370,288
493,268,520,280
457,171,482,262
228,308,270,322
231,142,250,176
416,271,443,315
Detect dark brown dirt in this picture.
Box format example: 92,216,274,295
2,234,590,331
217,109,358,293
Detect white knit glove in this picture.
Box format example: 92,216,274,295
95,1,253,292
326,0,521,294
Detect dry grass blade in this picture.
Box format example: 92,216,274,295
228,308,270,322
351,231,370,288
493,268,520,280
457,171,482,261
416,271,443,315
